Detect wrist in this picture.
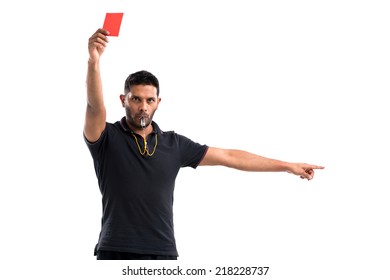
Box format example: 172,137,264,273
88,55,100,64
283,161,294,173
88,59,100,71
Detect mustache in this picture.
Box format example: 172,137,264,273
135,113,149,119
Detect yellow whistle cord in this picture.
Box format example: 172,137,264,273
132,133,158,156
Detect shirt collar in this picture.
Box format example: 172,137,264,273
120,116,161,134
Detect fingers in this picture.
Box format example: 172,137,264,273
311,165,325,170
300,163,324,180
92,28,110,38
300,169,313,180
98,28,110,36
303,163,325,170
89,29,110,49
302,165,324,180
305,168,314,180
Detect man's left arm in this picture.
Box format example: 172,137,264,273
199,147,324,180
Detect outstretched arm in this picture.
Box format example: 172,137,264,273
84,29,110,142
199,147,324,180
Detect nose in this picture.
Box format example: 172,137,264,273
139,100,148,112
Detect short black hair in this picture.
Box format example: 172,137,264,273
124,70,160,96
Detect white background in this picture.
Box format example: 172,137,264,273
1,0,389,279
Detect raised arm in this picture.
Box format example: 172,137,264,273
84,29,110,142
200,147,324,180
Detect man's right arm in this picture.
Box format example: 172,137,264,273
84,29,110,142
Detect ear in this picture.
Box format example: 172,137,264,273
156,97,162,109
119,94,126,107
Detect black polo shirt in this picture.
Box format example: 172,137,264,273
85,117,208,256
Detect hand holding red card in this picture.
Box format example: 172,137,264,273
103,13,124,36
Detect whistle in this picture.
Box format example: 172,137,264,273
140,117,146,128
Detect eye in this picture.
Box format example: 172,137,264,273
131,96,140,102
147,98,155,103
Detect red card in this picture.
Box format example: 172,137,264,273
103,13,124,36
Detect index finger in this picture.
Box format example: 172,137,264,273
97,28,110,36
90,29,110,43
306,164,325,170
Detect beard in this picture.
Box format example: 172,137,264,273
125,106,156,129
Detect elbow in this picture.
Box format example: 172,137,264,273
223,149,244,169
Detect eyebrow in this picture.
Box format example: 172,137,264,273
130,94,156,100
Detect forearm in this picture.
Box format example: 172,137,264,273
225,149,291,172
86,60,105,111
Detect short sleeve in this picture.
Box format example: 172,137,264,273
176,134,208,168
84,123,109,160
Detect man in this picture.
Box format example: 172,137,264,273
84,29,324,260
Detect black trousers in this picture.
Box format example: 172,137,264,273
96,250,177,260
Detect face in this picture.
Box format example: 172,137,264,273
120,85,161,129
